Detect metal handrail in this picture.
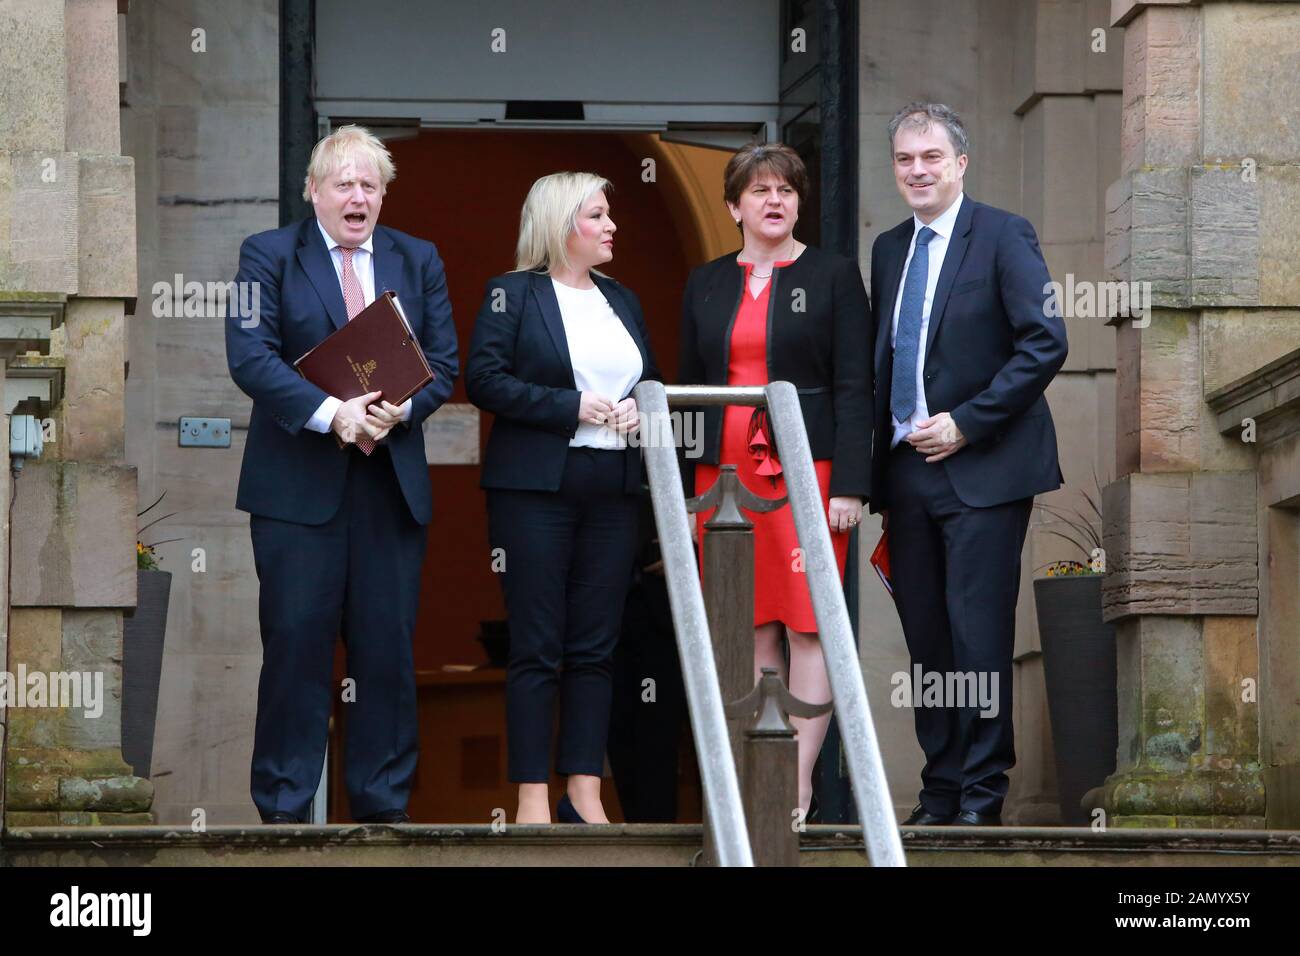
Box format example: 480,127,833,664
635,381,753,867
634,380,906,868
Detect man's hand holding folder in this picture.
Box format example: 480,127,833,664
295,291,434,454
330,389,384,445
362,396,410,440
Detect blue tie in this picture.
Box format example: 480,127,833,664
890,226,936,422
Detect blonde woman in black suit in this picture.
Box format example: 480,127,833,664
466,173,661,825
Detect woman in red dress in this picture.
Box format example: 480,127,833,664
678,144,873,817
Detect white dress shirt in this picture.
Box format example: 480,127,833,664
304,220,412,433
889,192,965,449
551,278,643,450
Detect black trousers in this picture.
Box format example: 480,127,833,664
488,447,641,783
607,497,688,822
248,445,426,821
885,442,1032,817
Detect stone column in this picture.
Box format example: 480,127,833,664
1,0,150,825
0,411,8,824
1097,0,1300,827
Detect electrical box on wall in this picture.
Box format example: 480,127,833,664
178,417,231,448
9,414,43,460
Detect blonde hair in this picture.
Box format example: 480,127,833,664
513,172,613,274
302,124,396,201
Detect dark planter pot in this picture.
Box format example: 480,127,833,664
1033,574,1117,826
122,568,172,779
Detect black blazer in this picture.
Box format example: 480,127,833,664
226,218,458,526
677,245,873,499
868,197,1068,511
466,270,661,494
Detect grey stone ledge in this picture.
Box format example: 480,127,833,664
1207,345,1300,438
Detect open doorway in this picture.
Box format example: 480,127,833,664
326,129,738,822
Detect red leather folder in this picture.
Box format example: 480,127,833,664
293,291,433,453
870,530,893,597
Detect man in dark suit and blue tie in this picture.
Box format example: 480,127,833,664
869,103,1067,826
225,125,458,824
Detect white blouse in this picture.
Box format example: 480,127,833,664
551,278,644,450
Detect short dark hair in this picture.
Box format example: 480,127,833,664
887,102,970,158
723,142,810,211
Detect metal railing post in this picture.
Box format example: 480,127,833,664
726,668,833,867
761,380,906,867
635,380,753,867
634,380,906,868
690,463,784,865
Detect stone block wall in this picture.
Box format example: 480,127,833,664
121,0,279,825
0,412,8,821
1099,0,1300,827
2,0,150,825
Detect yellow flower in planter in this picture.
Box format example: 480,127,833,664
1035,476,1108,579
137,540,160,570
137,491,183,571
1044,560,1092,577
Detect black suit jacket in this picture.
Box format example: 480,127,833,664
869,197,1067,511
677,244,873,499
225,217,459,526
465,270,661,494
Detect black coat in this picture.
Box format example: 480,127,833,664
868,197,1068,511
677,244,873,499
226,218,459,526
466,270,661,494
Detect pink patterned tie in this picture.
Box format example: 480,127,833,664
339,246,376,455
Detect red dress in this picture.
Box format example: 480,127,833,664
694,260,851,632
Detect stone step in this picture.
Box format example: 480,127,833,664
3,824,1299,867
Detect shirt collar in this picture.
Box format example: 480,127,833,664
316,218,374,255
913,192,964,243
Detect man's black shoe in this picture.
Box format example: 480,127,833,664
357,809,410,824
903,804,956,825
954,809,1002,826
262,811,301,825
